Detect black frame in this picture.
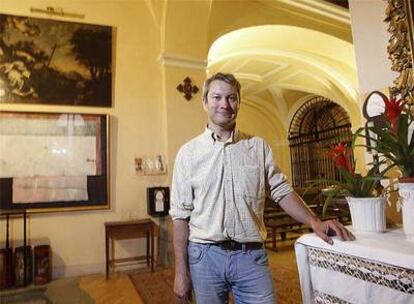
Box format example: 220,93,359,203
0,111,110,213
147,187,170,217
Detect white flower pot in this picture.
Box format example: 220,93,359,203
346,197,386,233
398,182,414,241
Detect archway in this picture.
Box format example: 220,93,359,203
288,96,353,188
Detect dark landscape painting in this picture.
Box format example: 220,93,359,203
0,14,112,107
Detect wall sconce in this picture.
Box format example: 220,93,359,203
176,77,199,101
362,90,389,192
362,91,388,145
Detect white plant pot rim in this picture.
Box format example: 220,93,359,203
345,196,386,202
346,196,386,233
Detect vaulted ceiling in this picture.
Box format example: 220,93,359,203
205,0,359,134
148,0,361,137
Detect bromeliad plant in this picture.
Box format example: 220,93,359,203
359,96,414,178
307,141,387,216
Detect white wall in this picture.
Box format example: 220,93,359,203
349,0,397,94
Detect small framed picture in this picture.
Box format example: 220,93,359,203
134,156,145,175
147,187,170,217
134,154,167,176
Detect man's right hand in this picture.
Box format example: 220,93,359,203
172,219,192,303
174,269,192,303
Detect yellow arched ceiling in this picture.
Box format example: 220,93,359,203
207,25,359,133
157,0,361,141
156,0,361,178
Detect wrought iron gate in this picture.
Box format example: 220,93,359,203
288,97,353,188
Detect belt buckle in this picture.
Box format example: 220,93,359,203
220,240,236,250
229,241,237,250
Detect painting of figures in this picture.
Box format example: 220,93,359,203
0,14,112,107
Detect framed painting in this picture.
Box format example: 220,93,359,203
0,13,112,107
147,187,170,217
0,111,110,212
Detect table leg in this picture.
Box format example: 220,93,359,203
146,231,150,268
271,227,277,251
5,215,12,288
156,225,160,268
105,229,109,280
23,212,27,286
6,215,9,251
150,225,154,272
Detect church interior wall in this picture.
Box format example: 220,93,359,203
0,0,400,278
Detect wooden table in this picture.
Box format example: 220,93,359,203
105,218,155,279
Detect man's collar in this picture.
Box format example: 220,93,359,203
204,125,239,143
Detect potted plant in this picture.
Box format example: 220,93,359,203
307,141,389,233
361,95,414,239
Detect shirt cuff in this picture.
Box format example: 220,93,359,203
272,182,294,203
169,208,192,220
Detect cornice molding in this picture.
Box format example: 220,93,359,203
276,0,350,25
158,53,207,70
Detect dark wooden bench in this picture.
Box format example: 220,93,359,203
264,203,347,251
265,217,309,251
263,188,351,251
264,213,342,251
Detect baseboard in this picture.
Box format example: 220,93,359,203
52,262,104,279
52,261,151,279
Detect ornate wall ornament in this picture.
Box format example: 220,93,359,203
176,77,199,101
385,0,414,105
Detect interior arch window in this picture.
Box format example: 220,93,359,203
288,96,353,189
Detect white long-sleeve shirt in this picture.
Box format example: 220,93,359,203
170,127,292,243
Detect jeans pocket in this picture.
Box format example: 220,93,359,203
188,243,205,265
248,248,269,266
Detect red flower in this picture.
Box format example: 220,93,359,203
328,142,355,176
383,96,404,135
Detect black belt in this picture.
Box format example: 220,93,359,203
212,240,263,251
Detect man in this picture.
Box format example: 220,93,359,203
170,72,354,304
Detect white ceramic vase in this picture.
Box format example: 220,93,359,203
346,197,386,233
398,181,414,241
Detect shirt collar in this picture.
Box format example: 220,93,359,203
203,125,239,143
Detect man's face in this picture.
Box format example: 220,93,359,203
203,80,240,129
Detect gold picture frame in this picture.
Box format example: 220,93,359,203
385,0,414,104
0,13,112,107
0,111,110,213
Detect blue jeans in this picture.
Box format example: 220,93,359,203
188,241,275,304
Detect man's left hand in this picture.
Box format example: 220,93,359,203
310,218,355,244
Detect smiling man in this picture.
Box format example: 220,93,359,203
170,72,354,304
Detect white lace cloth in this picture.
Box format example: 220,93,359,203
295,228,414,304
